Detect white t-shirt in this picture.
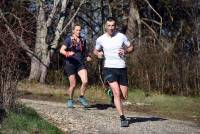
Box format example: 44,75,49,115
95,32,130,68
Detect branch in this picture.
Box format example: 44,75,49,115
49,0,85,52
78,8,102,27
144,0,162,34
49,0,69,51
5,24,34,57
76,15,98,34
60,0,85,35
141,20,158,39
0,9,32,55
46,0,60,27
0,9,47,67
5,24,48,67
0,36,6,45
2,9,36,37
142,18,162,26
3,12,23,37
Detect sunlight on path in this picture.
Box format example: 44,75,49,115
20,99,200,134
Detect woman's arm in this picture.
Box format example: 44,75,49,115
60,45,74,57
93,48,104,59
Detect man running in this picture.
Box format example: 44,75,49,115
93,17,134,127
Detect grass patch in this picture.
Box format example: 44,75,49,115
127,89,200,122
84,85,109,103
0,105,65,134
18,81,108,103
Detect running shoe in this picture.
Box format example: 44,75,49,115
121,118,129,127
67,99,74,108
78,96,89,107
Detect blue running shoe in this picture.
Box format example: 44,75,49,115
67,99,74,108
78,97,89,107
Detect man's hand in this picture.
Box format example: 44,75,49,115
118,48,126,57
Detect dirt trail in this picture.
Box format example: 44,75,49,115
20,99,200,134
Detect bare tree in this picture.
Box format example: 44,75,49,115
0,19,23,110
1,0,85,83
125,0,200,95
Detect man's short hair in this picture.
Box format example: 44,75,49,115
106,17,116,23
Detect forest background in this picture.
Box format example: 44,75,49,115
0,0,200,110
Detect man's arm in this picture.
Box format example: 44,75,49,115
126,44,134,54
118,44,134,56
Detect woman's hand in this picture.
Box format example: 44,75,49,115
97,51,104,59
64,51,75,57
86,56,92,61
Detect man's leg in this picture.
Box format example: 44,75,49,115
104,68,129,127
120,85,128,100
119,68,128,100
109,81,123,115
109,81,129,127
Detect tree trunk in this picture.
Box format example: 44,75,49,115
28,42,50,83
125,0,141,64
40,52,50,83
2,80,17,110
126,0,141,44
28,4,49,83
29,0,69,83
29,57,40,81
29,52,50,83
0,65,17,110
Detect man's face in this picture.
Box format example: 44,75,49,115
73,26,81,37
105,21,116,36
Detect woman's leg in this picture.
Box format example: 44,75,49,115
67,74,77,99
77,69,88,96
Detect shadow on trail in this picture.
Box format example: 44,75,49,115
127,116,167,124
0,108,6,123
87,103,115,110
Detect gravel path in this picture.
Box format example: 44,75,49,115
20,99,200,134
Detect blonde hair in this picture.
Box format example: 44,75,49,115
72,23,81,31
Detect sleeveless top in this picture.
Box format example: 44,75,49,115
64,36,88,63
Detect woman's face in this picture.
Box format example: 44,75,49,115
73,26,81,37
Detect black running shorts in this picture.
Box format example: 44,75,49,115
103,68,128,86
64,58,86,77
